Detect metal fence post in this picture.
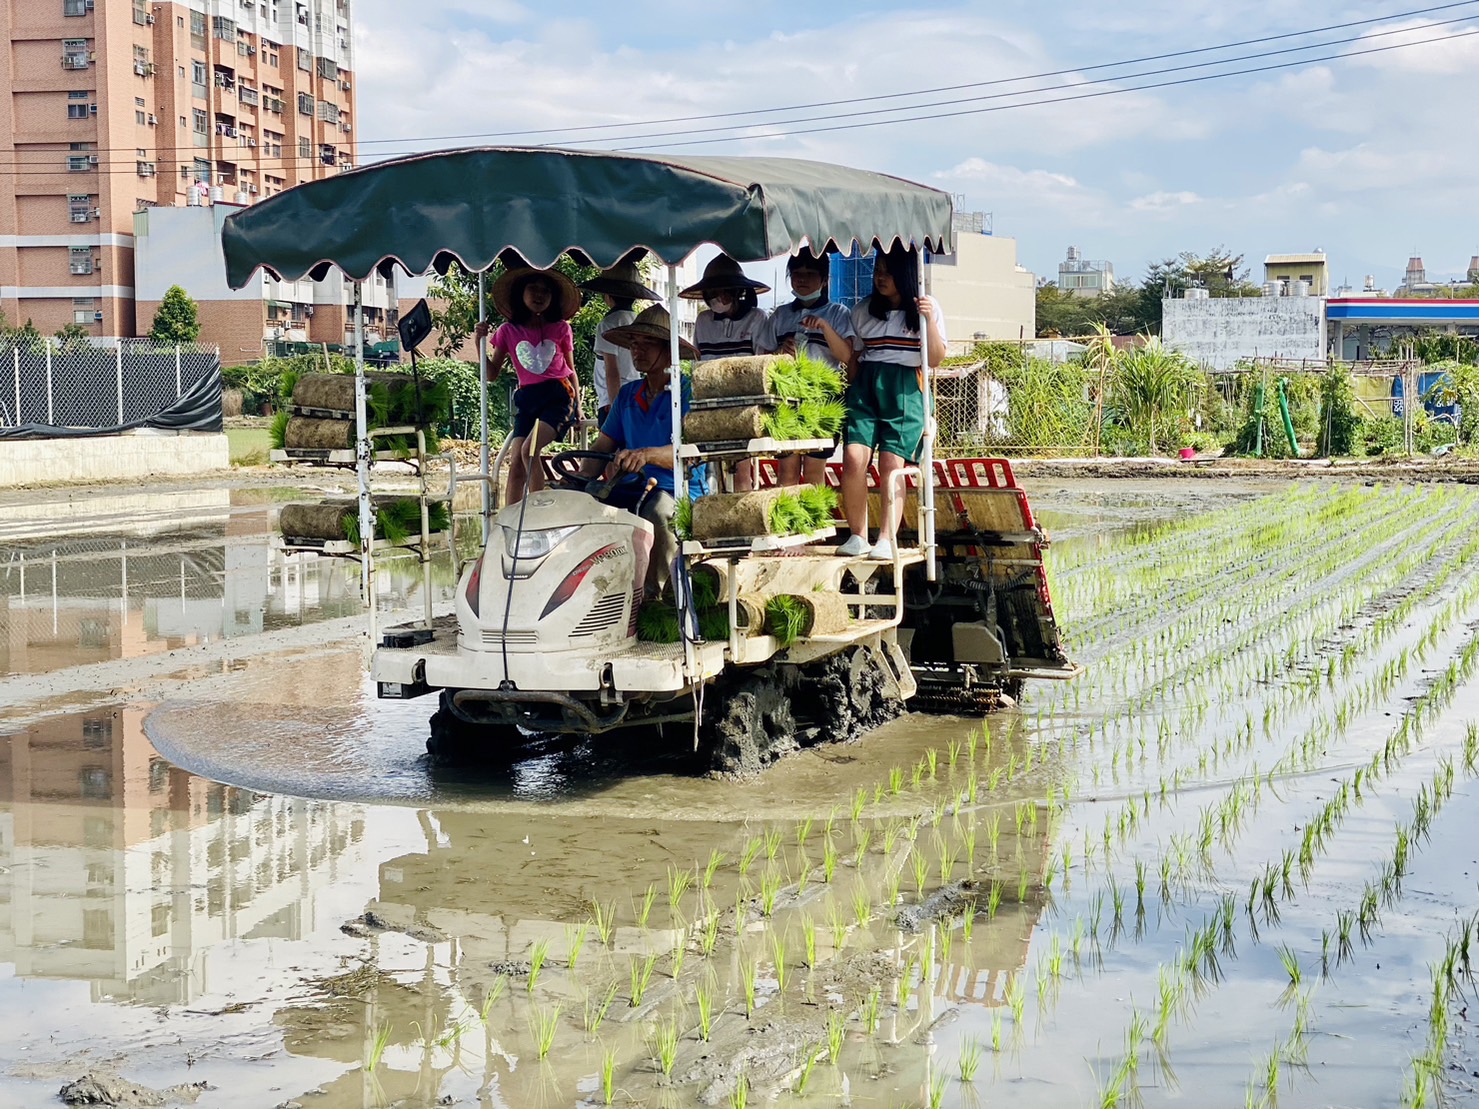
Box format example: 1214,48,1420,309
11,348,18,427
116,343,124,425
175,344,182,397
45,342,54,425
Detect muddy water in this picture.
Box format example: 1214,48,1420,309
3,477,1477,1107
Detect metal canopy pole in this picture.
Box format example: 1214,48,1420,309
353,280,376,643
477,270,491,540
667,263,695,686
917,248,937,582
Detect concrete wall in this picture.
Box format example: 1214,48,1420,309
1162,295,1324,370
925,234,1035,347
0,431,228,487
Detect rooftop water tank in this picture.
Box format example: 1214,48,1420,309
1262,281,1280,297
1184,287,1210,300
1291,280,1310,297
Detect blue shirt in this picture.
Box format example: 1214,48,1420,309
760,297,855,369
601,375,706,500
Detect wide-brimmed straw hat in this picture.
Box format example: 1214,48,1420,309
579,257,659,302
603,305,699,360
491,266,583,321
679,254,770,300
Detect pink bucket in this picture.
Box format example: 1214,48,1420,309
1179,448,1197,460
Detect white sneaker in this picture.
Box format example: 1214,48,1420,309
836,534,869,557
868,539,895,561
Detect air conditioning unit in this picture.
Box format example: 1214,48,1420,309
70,262,91,275
147,114,157,125
304,304,314,317
248,184,258,193
248,46,256,55
145,13,155,23
87,155,98,164
94,311,104,321
134,61,147,76
342,123,350,132
71,211,90,223
84,0,94,8
89,103,98,115
341,81,351,91
92,207,101,216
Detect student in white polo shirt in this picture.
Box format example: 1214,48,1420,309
759,247,856,486
835,243,946,562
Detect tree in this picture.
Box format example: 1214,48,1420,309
53,322,92,351
1107,339,1201,454
150,285,201,343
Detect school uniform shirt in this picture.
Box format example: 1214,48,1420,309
490,320,576,388
760,298,855,369
601,376,707,500
692,306,767,362
850,301,946,366
592,308,640,410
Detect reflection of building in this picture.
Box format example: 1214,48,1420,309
0,706,363,1005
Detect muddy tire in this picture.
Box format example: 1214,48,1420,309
427,692,525,766
702,669,798,776
793,646,904,747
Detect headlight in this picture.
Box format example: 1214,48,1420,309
503,525,580,560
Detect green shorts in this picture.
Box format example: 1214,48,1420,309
843,359,927,463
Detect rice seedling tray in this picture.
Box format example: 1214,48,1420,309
678,437,834,459
688,394,778,412
681,526,835,555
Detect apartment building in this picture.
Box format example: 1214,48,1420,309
0,0,357,339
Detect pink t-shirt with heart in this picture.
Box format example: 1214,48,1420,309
490,321,576,389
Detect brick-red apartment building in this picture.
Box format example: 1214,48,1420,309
0,0,357,339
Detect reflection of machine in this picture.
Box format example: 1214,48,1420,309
220,147,1081,770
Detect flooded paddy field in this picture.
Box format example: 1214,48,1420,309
2,476,1478,1107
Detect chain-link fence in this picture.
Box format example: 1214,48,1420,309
0,340,218,430
930,350,1448,457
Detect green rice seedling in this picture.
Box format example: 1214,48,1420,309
795,850,812,896
479,976,507,1024
886,872,903,908
914,852,930,896
829,905,848,954
938,841,958,886
565,923,589,972
967,770,980,804
991,1009,1004,1052
696,980,715,1041
742,957,758,1017
600,1043,617,1104
940,924,954,965
366,1021,392,1072
703,849,726,889
926,748,939,778
863,986,882,1034
912,761,926,790
853,887,872,928
851,786,868,822
739,835,763,875
795,1044,822,1093
765,828,783,861
760,869,782,916
987,881,1003,920
531,1003,561,1060
527,938,549,993
584,981,618,1033
930,1072,948,1109
823,838,840,883
1134,860,1147,909
948,737,963,770
730,1072,749,1109
650,1015,680,1077
882,820,902,855
962,906,977,944
635,883,658,928
1017,864,1031,903
796,817,814,849
825,1009,846,1063
889,766,905,795
701,910,721,958
669,866,694,911
772,932,790,992
802,916,818,969
629,953,657,1007
671,934,687,980
1007,978,1027,1026
853,826,873,868
592,899,617,946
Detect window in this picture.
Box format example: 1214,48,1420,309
136,160,155,177
297,46,311,71
136,110,146,125
316,56,337,80
212,15,236,39
317,100,338,123
74,295,96,307
68,103,89,119
68,154,92,171
297,91,313,115
132,0,148,25
70,248,93,275
193,108,208,134
298,135,310,159
62,38,90,69
79,767,112,799
135,96,145,107
69,194,91,222
190,10,206,48
69,90,89,99
64,0,88,15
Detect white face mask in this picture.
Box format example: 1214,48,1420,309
794,288,823,305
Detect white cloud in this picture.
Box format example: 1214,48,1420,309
1128,190,1202,213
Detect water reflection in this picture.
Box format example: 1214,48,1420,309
0,706,365,1007
0,496,459,678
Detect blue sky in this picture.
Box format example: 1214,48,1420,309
353,0,1479,291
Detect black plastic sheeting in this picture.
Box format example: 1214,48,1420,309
0,364,223,440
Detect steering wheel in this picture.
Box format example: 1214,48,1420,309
548,449,642,500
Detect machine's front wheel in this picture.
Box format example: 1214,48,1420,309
427,692,526,765
702,669,798,777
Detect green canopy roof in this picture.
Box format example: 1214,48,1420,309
221,146,953,289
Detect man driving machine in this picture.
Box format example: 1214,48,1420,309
579,305,704,596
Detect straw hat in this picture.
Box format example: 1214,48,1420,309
580,257,659,302
602,305,699,360
491,266,583,321
679,254,770,300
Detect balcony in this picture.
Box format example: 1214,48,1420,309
215,124,238,138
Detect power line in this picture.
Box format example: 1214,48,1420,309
347,0,1479,146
